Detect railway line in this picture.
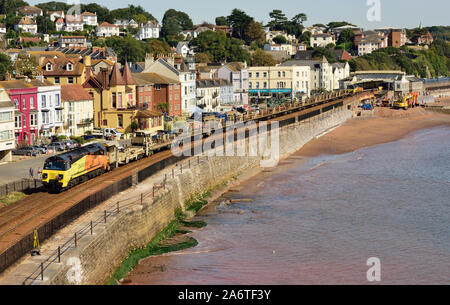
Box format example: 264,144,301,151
0,89,371,273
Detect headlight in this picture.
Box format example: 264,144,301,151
42,173,48,179
58,174,64,180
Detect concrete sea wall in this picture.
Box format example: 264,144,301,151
48,106,353,284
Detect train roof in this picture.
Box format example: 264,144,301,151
45,143,106,162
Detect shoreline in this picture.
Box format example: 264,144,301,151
294,108,450,158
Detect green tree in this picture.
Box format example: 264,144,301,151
195,52,212,63
133,14,147,25
0,53,12,80
0,0,29,14
244,20,265,46
251,49,276,66
130,120,139,132
161,9,193,37
157,102,169,113
215,16,229,26
36,16,55,34
337,28,355,45
272,35,287,44
267,9,288,31
227,9,253,41
13,53,38,79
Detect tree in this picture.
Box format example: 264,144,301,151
244,20,265,46
337,28,355,45
0,53,12,80
251,49,276,66
195,52,211,63
227,9,253,40
292,13,307,26
326,21,355,31
298,31,311,45
0,0,29,14
105,36,146,64
215,16,229,26
36,16,55,34
157,102,169,114
110,5,156,24
273,35,287,44
13,53,38,79
133,14,147,25
130,120,139,132
191,30,250,63
161,9,193,37
147,39,172,57
267,9,288,31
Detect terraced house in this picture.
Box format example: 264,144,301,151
60,84,94,137
40,55,89,85
82,63,138,133
0,89,15,163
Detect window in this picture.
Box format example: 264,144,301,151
263,72,267,78
249,82,252,89
0,112,12,122
56,110,62,122
55,94,60,106
67,63,73,71
278,71,281,77
118,93,122,108
46,63,52,71
15,115,22,128
30,114,37,126
112,93,117,108
155,85,161,90
55,77,60,84
256,72,259,78
30,97,34,109
14,99,18,109
22,98,26,110
117,114,123,128
41,95,46,108
0,130,13,141
249,72,252,78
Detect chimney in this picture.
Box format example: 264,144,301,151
144,53,154,70
100,67,109,89
84,55,91,67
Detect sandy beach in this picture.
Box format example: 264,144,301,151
294,107,450,157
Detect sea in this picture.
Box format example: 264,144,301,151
127,126,450,284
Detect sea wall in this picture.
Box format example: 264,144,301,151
47,106,352,285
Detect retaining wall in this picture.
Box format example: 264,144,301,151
46,106,352,284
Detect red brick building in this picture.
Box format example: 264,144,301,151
132,72,182,117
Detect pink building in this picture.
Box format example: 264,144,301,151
0,80,39,145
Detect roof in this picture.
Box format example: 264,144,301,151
65,15,83,23
122,62,136,85
280,59,325,68
17,6,42,14
40,57,85,77
0,79,52,90
109,63,126,86
81,11,96,16
98,22,118,28
196,79,232,88
134,110,163,118
132,72,179,85
55,18,64,24
18,16,36,25
61,84,93,102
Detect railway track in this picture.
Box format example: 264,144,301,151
0,90,371,271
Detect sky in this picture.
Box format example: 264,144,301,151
29,0,450,30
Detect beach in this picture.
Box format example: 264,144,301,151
296,107,450,157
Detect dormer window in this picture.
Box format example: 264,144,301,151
46,63,52,71
66,63,73,71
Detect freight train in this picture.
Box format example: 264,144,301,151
41,133,155,192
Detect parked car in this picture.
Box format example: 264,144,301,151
83,135,94,141
63,140,77,150
31,145,47,154
13,147,39,156
47,142,65,152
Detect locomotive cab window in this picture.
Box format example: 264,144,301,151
44,160,69,171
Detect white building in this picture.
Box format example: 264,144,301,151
37,83,63,137
358,35,388,56
196,79,232,112
61,84,94,137
15,16,38,35
176,42,194,58
64,15,84,32
16,6,43,18
0,89,15,163
55,18,65,32
310,33,335,48
81,12,98,27
331,62,350,91
48,10,64,22
0,23,6,34
264,43,295,56
136,21,160,40
96,22,120,37
216,62,249,106
114,19,138,29
265,30,297,44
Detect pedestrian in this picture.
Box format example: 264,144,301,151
37,167,42,179
29,167,34,179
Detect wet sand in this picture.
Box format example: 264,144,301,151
295,108,450,157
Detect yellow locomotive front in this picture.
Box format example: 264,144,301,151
41,157,71,191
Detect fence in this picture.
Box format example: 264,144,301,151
21,155,209,285
0,178,43,197
0,176,133,274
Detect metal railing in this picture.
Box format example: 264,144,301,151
21,155,208,285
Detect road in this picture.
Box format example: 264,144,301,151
0,154,57,184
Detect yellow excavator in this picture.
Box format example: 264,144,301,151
393,92,419,110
